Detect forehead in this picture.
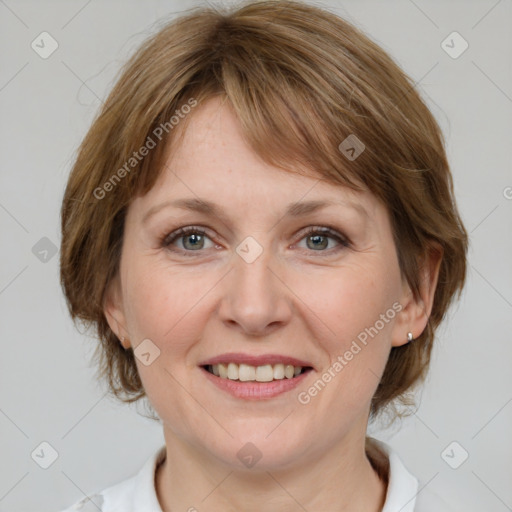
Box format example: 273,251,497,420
131,97,380,221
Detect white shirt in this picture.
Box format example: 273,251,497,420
60,440,454,511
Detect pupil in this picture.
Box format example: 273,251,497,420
185,234,203,249
308,235,327,250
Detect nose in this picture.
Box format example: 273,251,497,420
217,240,293,337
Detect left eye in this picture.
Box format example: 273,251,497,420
161,226,349,255
295,228,348,252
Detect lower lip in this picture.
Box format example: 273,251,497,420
200,366,312,400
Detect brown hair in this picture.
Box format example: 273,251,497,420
60,0,468,420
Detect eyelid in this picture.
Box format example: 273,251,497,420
161,225,215,247
158,224,213,248
161,224,350,255
294,225,350,246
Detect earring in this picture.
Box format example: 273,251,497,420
407,332,414,342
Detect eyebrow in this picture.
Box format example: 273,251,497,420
142,197,368,225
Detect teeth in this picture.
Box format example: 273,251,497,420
227,362,239,380
256,364,274,382
218,363,228,378
273,364,285,379
208,363,307,381
284,364,295,379
239,364,256,381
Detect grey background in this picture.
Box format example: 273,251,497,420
1,0,511,510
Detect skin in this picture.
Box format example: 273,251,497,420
104,96,441,511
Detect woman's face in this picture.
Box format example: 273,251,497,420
106,97,419,470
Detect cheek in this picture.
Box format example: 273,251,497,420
305,261,398,391
122,260,211,423
124,258,209,344
316,261,398,339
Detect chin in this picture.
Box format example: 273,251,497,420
208,422,311,471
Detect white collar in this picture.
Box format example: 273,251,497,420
74,439,421,511
375,439,419,512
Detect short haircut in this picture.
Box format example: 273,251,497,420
60,0,468,419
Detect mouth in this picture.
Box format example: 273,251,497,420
198,356,315,400
201,363,314,382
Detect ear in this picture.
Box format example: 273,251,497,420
103,275,131,349
392,243,443,347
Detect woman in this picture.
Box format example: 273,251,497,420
59,0,468,510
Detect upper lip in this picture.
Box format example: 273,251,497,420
199,352,314,369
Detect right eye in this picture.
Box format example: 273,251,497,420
161,226,217,254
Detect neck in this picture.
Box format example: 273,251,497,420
155,430,388,512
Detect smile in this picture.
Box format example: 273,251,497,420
198,352,315,399
204,363,312,382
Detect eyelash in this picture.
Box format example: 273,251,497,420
160,225,350,257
